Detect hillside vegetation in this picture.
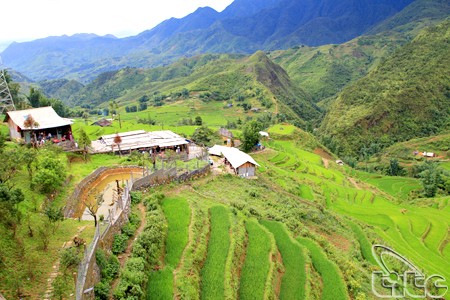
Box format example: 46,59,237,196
320,20,450,157
65,52,320,127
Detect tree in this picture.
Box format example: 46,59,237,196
84,189,103,227
23,114,39,129
386,159,404,176
191,126,218,147
31,150,67,195
0,149,24,189
27,87,42,108
0,131,5,150
77,128,91,162
82,111,90,125
109,100,122,128
241,120,262,152
419,162,443,198
181,88,189,99
45,206,64,233
195,116,203,126
114,133,123,157
139,103,148,111
139,95,149,103
0,184,25,236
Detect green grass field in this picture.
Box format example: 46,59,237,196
200,206,231,300
239,219,274,300
297,237,349,300
261,220,307,300
255,138,450,287
147,197,190,300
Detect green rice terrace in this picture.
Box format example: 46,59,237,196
1,121,449,299
116,125,449,299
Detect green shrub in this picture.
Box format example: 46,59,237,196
60,247,81,269
130,191,142,204
112,234,128,254
94,280,110,300
113,257,147,300
122,222,137,237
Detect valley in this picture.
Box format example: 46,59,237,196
0,0,449,299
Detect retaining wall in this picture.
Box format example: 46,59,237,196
64,166,142,218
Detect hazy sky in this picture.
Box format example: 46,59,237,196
0,0,234,51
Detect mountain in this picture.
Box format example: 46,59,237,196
39,79,85,101
319,20,450,157
1,0,413,82
270,0,450,105
367,0,450,36
65,52,319,126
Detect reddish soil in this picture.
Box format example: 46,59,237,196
273,250,285,298
313,148,333,160
347,177,361,190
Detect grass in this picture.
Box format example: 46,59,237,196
200,206,231,300
355,171,421,200
147,197,190,299
346,220,377,265
0,218,95,299
261,220,307,300
296,237,349,300
147,268,174,300
254,137,450,293
162,197,190,267
239,219,274,300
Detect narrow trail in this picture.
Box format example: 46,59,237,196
109,202,147,295
347,177,361,190
43,226,86,300
321,158,329,169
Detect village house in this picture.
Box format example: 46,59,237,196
218,127,234,146
4,106,73,143
92,118,112,127
208,145,259,177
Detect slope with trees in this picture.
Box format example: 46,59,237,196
319,20,450,157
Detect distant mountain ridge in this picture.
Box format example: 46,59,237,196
1,0,413,82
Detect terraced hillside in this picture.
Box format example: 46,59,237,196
115,124,449,299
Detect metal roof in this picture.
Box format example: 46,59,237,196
5,106,72,130
92,130,188,153
208,145,259,169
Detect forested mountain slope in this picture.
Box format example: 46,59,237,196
319,20,450,157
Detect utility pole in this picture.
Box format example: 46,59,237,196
0,56,15,114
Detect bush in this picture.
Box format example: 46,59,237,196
122,222,138,237
113,257,147,300
130,191,142,204
94,280,110,300
60,247,81,269
112,234,128,254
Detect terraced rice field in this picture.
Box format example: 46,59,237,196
261,220,307,300
141,136,449,300
296,237,349,300
239,219,276,300
200,206,231,299
256,139,450,283
147,197,191,300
